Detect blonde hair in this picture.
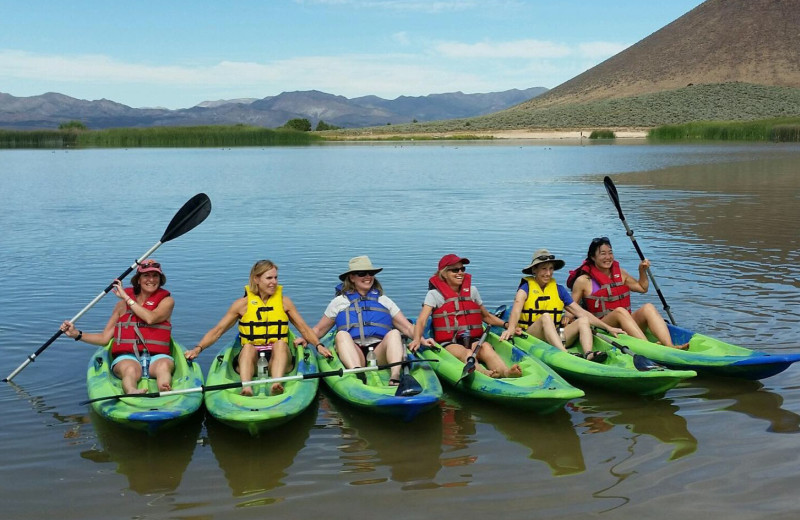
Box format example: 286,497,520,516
248,260,278,299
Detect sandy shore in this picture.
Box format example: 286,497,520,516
479,129,648,139
336,128,649,140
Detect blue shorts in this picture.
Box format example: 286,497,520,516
111,354,173,377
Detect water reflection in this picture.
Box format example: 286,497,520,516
683,377,800,433
80,410,202,494
568,391,698,460
444,395,586,476
207,402,317,503
324,394,444,489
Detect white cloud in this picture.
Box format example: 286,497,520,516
392,31,411,46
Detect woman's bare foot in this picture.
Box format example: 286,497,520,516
270,383,285,395
241,386,254,396
672,343,690,350
504,364,523,378
158,381,172,392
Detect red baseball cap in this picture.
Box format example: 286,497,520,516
438,254,470,271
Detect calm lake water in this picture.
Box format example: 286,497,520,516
2,141,800,519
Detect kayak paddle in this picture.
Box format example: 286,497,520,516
457,327,491,384
79,358,435,405
593,330,664,371
603,175,676,325
4,193,212,383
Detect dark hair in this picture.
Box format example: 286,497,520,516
587,236,612,263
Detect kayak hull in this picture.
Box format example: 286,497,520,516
86,338,204,435
503,331,696,396
317,332,442,421
416,337,584,414
204,336,319,436
614,323,800,380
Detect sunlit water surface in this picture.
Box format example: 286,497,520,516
1,141,800,519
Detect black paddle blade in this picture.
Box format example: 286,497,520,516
160,193,212,243
395,373,422,396
620,345,663,371
603,176,625,220
458,356,477,384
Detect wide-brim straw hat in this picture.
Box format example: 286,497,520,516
339,255,383,281
522,248,565,274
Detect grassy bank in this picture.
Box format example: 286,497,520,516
0,125,321,148
648,117,800,141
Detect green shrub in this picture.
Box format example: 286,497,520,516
588,130,615,139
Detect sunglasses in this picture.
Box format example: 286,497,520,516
591,236,611,245
446,266,466,273
353,271,376,277
534,255,555,262
139,261,161,269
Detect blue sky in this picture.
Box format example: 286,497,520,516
0,0,705,109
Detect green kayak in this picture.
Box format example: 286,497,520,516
598,323,800,380
317,331,443,421
204,335,319,436
415,337,584,414
497,331,696,396
85,338,204,435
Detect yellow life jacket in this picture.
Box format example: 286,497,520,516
238,285,289,346
519,277,564,328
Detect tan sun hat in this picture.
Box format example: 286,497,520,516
339,255,383,281
522,248,565,274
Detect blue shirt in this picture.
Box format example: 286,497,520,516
517,280,574,306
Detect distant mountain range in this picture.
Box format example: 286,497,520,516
0,87,547,131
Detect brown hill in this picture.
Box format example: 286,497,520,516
518,0,800,110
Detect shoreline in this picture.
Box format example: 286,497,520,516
331,128,650,140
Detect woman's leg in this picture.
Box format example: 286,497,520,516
237,343,257,396
632,303,687,348
149,357,175,391
602,307,647,340
526,313,564,350
374,329,404,383
112,359,144,394
335,331,366,368
268,340,292,395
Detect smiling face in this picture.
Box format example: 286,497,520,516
255,267,279,297
349,271,376,294
532,262,555,287
137,271,162,295
591,243,615,271
441,263,466,289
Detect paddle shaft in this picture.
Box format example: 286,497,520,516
79,358,434,405
459,327,491,382
603,176,676,325
4,194,212,383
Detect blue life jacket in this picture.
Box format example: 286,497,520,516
334,288,393,344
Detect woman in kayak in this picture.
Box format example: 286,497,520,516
185,259,331,396
500,249,624,362
308,256,415,386
567,236,688,349
60,259,175,393
410,254,522,377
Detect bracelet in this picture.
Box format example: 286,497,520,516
195,345,203,352
503,322,509,329
126,298,135,306
75,330,83,341
315,344,324,351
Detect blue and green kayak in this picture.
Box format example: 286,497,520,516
86,338,204,435
317,331,443,421
415,337,584,414
599,323,800,380
204,335,319,436
496,330,696,396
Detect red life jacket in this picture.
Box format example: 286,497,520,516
581,261,631,318
429,274,484,344
113,287,172,357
